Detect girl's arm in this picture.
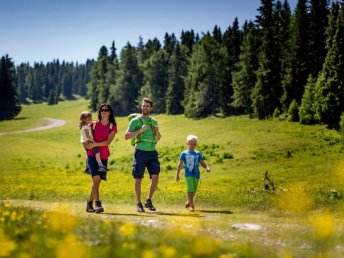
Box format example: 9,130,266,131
200,160,210,172
175,160,183,182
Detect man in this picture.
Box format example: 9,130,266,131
124,97,161,212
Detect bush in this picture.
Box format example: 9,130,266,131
288,99,299,122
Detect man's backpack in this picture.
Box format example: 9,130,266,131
128,113,156,146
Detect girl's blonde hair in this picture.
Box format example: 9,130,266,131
79,111,92,129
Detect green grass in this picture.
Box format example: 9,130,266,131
1,99,344,257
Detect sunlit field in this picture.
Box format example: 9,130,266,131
1,99,344,257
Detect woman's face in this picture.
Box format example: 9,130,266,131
99,105,110,118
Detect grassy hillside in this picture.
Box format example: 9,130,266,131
0,98,343,210
1,99,344,257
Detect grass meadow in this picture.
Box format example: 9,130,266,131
1,98,344,257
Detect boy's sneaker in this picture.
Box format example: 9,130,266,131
95,200,104,213
188,205,195,212
144,199,156,211
137,202,145,212
98,164,107,172
185,202,190,209
86,201,95,212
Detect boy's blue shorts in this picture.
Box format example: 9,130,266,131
132,149,160,179
87,156,108,180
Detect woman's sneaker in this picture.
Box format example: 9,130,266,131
95,200,104,213
137,202,145,212
144,199,156,211
86,201,95,212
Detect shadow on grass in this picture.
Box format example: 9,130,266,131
99,212,155,217
199,209,233,214
100,211,203,218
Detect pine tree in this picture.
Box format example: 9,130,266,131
314,2,344,128
166,45,189,114
283,0,309,107
222,17,242,115
252,0,283,119
0,55,21,120
308,0,329,77
109,43,143,115
184,35,228,117
231,22,259,115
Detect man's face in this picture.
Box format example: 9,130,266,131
141,101,152,115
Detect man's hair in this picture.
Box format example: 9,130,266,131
142,97,153,107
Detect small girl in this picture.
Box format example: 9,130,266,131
175,135,210,211
79,111,107,173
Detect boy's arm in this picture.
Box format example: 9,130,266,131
175,160,183,182
200,160,210,172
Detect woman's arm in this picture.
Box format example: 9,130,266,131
93,131,117,147
84,131,117,149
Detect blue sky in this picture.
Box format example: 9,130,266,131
1,0,297,65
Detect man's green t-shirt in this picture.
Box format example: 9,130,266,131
128,117,158,151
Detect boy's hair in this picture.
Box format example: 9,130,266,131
142,97,153,107
187,135,198,142
79,111,92,129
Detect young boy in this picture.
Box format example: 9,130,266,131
175,135,210,211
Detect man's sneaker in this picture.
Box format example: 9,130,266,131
137,202,145,212
86,201,95,212
98,164,107,172
95,200,104,213
144,199,156,211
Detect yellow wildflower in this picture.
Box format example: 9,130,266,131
142,249,156,258
159,245,176,258
119,223,136,237
46,206,76,232
310,212,335,240
192,236,219,256
0,230,17,257
56,233,89,258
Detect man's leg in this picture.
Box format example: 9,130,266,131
148,175,159,199
135,178,142,203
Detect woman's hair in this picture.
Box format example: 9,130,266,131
79,111,92,129
97,103,117,126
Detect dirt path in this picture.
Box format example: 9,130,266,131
0,118,66,135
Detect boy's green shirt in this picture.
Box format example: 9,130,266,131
128,117,158,151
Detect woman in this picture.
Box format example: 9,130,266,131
85,103,117,213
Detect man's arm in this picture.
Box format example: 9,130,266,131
124,124,147,140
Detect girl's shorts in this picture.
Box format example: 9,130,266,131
185,176,199,192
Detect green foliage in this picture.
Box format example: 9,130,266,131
0,55,21,120
299,76,317,124
288,99,299,122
